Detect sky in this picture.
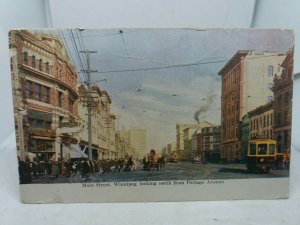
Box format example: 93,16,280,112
38,28,294,150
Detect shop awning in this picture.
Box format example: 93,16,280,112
70,144,88,159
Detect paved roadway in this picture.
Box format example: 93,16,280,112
31,162,289,184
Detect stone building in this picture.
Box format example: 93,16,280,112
77,85,116,160
10,30,79,161
176,121,212,160
272,48,294,153
115,128,147,158
218,50,285,161
198,126,221,163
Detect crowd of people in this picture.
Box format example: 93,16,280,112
18,155,163,183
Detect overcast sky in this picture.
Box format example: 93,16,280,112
39,28,293,150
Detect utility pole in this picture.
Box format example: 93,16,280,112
80,50,97,160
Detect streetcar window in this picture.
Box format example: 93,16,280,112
249,144,256,155
269,144,275,155
258,144,267,155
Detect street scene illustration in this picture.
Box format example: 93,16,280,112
9,29,293,184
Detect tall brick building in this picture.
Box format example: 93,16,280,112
10,30,79,161
218,50,285,161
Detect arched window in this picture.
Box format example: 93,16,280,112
31,55,36,68
45,62,49,73
23,52,28,65
38,59,43,71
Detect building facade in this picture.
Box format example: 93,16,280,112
128,128,147,158
272,48,294,153
115,128,147,158
218,50,285,161
248,102,274,140
183,127,198,161
10,30,79,162
77,85,116,160
176,121,212,160
198,126,221,163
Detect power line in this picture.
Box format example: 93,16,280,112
82,53,285,75
68,29,88,82
58,30,83,83
86,59,228,74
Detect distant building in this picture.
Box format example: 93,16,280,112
183,127,198,161
218,50,285,161
272,48,294,153
161,142,176,160
115,130,130,158
116,128,147,158
10,30,79,161
198,126,221,163
129,128,147,158
176,122,212,160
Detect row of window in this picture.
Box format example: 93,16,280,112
25,80,75,113
25,80,50,103
29,139,54,152
23,52,50,74
250,114,273,131
28,118,52,129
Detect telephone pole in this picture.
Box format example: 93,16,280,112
80,50,97,160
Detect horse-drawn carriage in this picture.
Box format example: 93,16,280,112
143,149,165,170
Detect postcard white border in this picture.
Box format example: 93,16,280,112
20,178,289,203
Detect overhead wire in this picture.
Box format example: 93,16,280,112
68,29,88,83
58,29,83,83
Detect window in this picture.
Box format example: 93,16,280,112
44,87,50,103
269,144,275,155
31,55,36,68
284,92,289,103
25,80,32,98
268,66,273,76
249,144,256,155
45,121,52,129
36,119,44,128
38,59,43,71
267,96,273,103
270,114,273,126
258,144,267,155
277,113,281,126
23,52,28,65
283,110,288,124
34,83,41,101
278,95,282,105
268,83,273,89
58,92,63,107
45,62,49,73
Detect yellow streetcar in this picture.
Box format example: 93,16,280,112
247,137,277,172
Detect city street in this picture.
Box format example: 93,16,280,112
31,162,289,184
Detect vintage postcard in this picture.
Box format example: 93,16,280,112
9,28,294,203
